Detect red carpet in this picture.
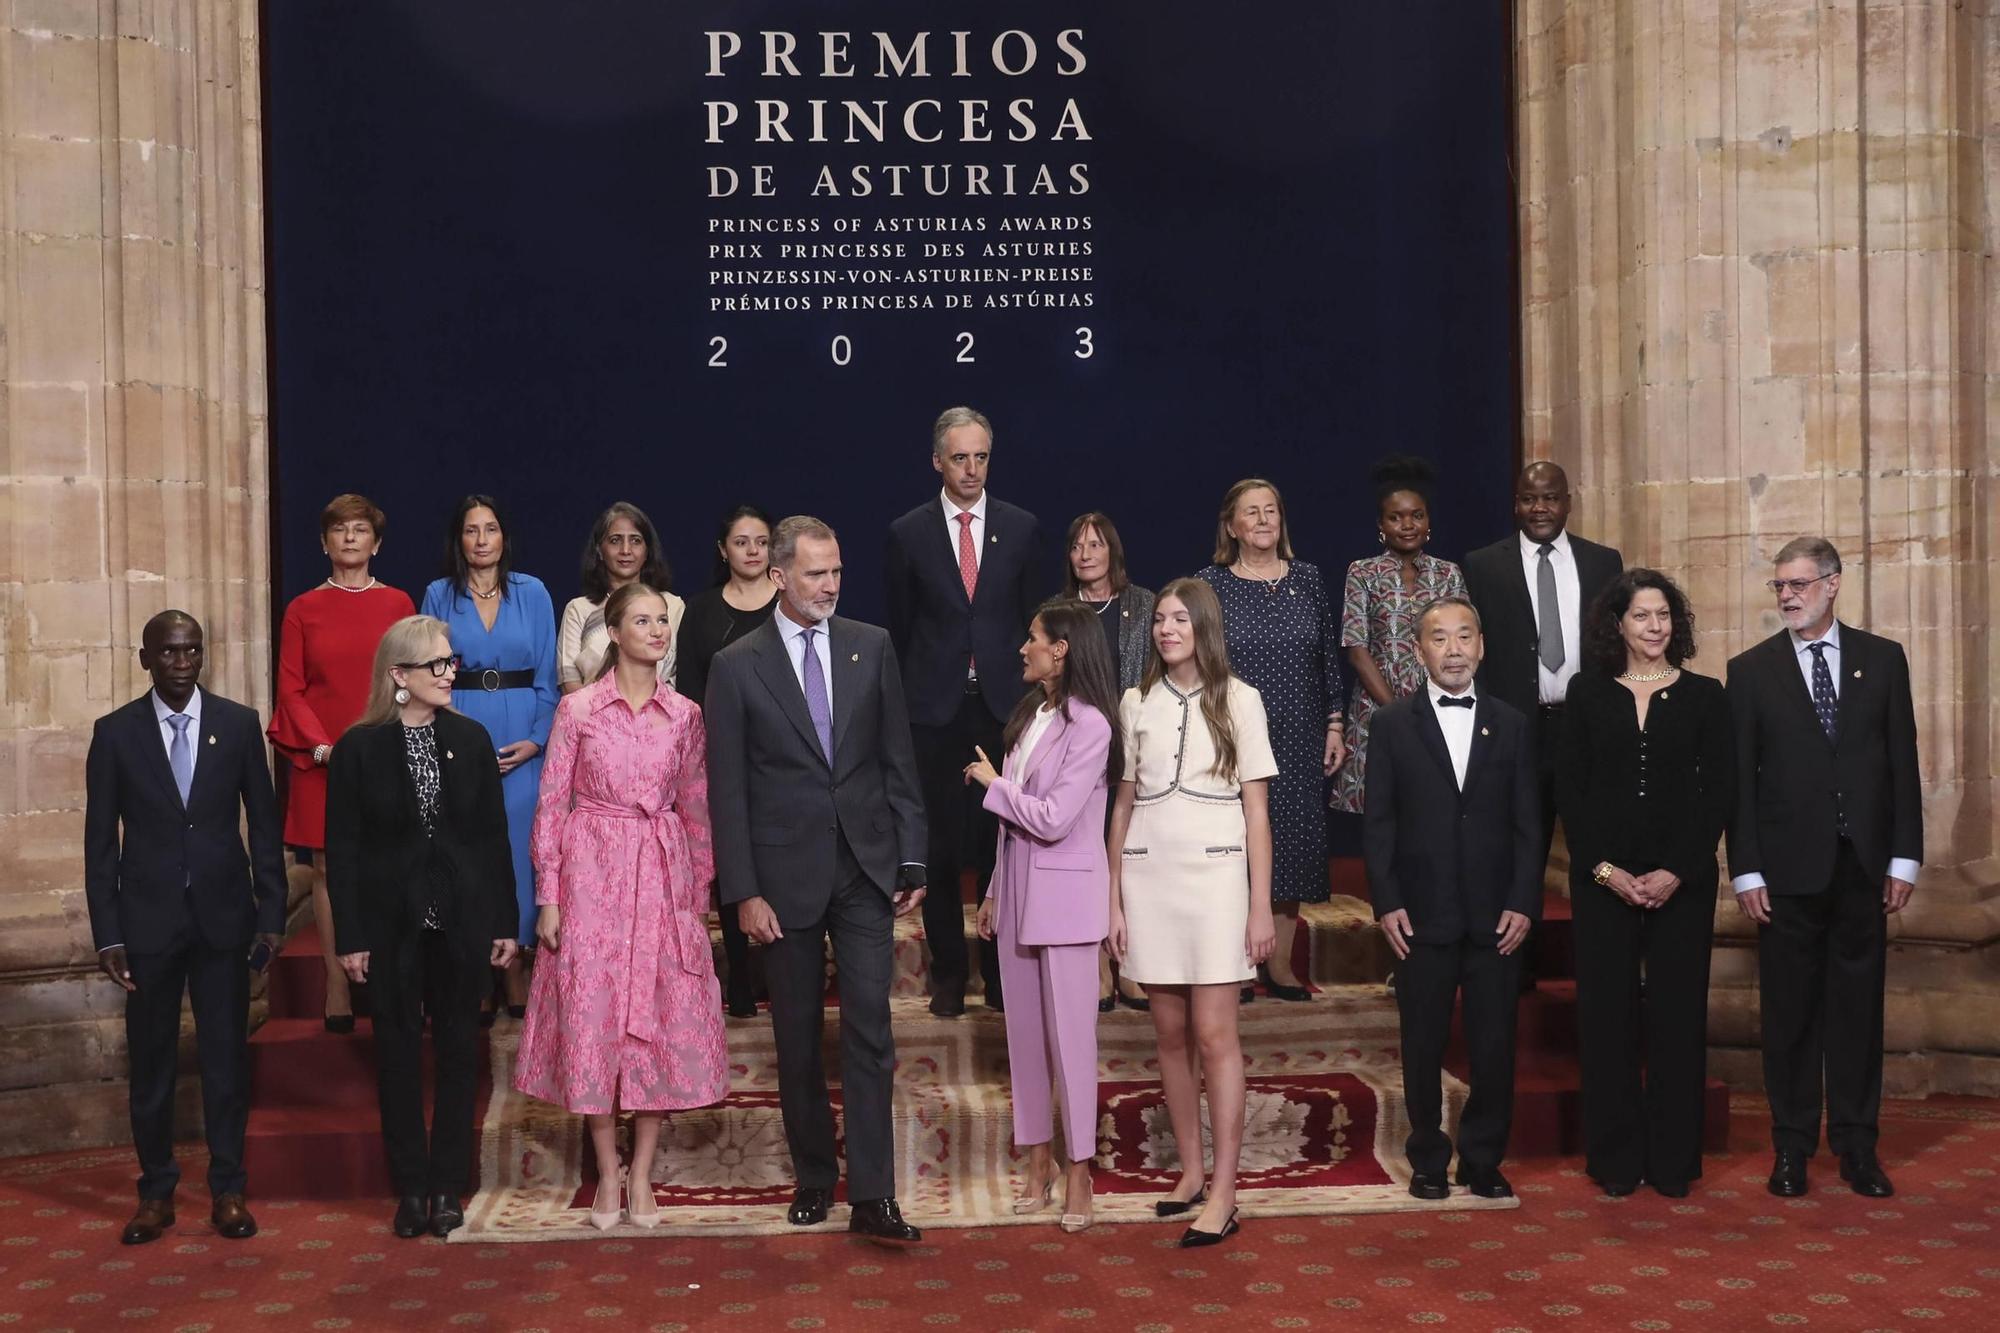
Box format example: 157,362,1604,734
6,1095,1995,1330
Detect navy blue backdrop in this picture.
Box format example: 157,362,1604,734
263,1,1517,624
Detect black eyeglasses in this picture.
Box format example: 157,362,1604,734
396,654,461,677
1765,574,1834,596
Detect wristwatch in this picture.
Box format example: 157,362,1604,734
1593,861,1615,886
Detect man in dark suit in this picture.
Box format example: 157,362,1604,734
1462,461,1623,869
706,516,930,1244
1728,537,1922,1199
84,610,287,1245
1364,596,1542,1201
885,405,1047,1017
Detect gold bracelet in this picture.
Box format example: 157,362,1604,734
1593,861,1615,886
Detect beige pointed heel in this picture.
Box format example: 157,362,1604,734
626,1170,660,1230
589,1166,626,1231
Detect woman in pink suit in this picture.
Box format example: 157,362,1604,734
968,598,1123,1233
514,584,728,1231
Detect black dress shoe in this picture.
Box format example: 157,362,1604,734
1407,1172,1450,1201
1179,1206,1240,1248
1154,1186,1206,1218
392,1195,430,1239
928,993,966,1018
787,1186,831,1227
1455,1164,1514,1199
121,1198,175,1246
726,978,757,1019
1599,1179,1639,1197
428,1194,464,1236
1768,1150,1808,1197
849,1197,922,1245
1651,1180,1690,1199
324,1013,356,1034
1839,1151,1894,1198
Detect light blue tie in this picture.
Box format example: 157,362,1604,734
800,629,833,764
167,714,193,805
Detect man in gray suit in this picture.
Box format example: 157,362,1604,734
705,515,929,1244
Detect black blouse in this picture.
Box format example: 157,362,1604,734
676,585,777,707
1554,669,1736,892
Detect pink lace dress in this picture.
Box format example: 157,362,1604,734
513,674,728,1114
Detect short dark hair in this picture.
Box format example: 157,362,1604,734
1583,568,1698,675
441,494,513,600
580,501,673,602
320,493,386,538
709,504,774,585
1061,512,1130,597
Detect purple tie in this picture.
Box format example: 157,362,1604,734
801,627,833,763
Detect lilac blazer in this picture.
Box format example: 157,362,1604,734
981,702,1112,947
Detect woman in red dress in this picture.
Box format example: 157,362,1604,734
268,494,415,1029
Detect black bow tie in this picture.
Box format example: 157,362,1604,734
1436,695,1475,709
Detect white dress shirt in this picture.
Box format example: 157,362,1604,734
1519,530,1583,705
1730,620,1920,893
941,489,987,572
1428,681,1477,790
774,610,835,708
152,687,205,782
1012,703,1058,774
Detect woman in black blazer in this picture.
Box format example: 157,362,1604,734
1556,569,1734,1198
325,614,519,1239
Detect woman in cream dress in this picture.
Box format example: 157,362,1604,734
1109,578,1276,1250
558,502,686,693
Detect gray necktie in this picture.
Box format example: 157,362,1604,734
1536,543,1565,673
800,628,833,764
168,713,194,805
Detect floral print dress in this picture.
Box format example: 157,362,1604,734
513,674,727,1115
1327,550,1467,814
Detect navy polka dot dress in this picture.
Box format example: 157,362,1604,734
1195,562,1344,904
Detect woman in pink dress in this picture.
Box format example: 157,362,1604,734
514,583,728,1230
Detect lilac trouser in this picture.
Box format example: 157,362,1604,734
996,915,1101,1161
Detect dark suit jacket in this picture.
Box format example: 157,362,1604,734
1362,691,1543,944
705,615,927,926
1463,531,1624,733
322,710,518,956
1725,625,1922,896
84,690,287,954
886,495,1047,726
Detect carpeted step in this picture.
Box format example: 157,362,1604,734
249,1018,388,1110
265,923,372,1022
242,1104,395,1200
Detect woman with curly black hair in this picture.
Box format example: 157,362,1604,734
1555,568,1734,1198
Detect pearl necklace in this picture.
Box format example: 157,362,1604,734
322,576,378,594
1618,666,1676,683
1235,560,1286,593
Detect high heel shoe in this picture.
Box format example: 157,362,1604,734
1097,994,1116,1013
1179,1206,1240,1248
1059,1170,1094,1233
1012,1174,1056,1215
589,1167,626,1231
626,1171,660,1229
1154,1185,1206,1218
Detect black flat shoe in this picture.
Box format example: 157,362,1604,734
1179,1207,1240,1248
506,1004,526,1020
848,1197,922,1245
727,980,758,1019
1154,1186,1206,1218
428,1194,464,1237
1258,966,1312,1002
324,1013,355,1034
1240,985,1256,1004
1407,1172,1450,1201
392,1195,429,1239
787,1186,831,1227
1117,991,1151,1013
1097,995,1116,1013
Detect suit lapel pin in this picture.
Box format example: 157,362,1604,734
1480,726,1490,736
850,653,860,662
206,735,217,745
989,534,998,543
446,750,455,760
1853,669,1862,678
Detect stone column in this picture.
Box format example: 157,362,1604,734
1518,0,1999,1092
0,0,271,1153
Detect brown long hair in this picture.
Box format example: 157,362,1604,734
1211,478,1294,566
1000,598,1125,786
1139,578,1242,782
594,583,671,682
1060,512,1130,598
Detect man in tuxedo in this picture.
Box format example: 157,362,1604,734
1364,596,1542,1200
84,611,287,1245
1728,537,1922,1199
706,516,930,1244
1462,461,1623,869
885,405,1047,1017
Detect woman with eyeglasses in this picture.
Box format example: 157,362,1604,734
420,495,559,1020
325,616,519,1240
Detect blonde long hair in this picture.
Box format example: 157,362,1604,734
1138,578,1242,782
352,615,452,730
594,583,670,681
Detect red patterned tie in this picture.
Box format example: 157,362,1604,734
955,511,979,601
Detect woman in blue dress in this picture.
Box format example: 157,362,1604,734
420,494,559,1018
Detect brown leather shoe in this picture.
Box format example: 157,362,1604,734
121,1198,175,1246
210,1193,257,1240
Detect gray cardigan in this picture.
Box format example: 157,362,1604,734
1113,583,1156,691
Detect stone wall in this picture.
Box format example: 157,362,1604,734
1,0,271,1154
1517,0,1999,1092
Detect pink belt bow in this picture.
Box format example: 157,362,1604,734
570,793,706,1042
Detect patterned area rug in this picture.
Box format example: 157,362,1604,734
456,989,1518,1241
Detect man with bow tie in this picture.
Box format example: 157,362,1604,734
84,611,287,1245
1727,537,1922,1200
1363,596,1541,1202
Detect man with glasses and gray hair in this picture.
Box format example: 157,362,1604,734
1726,536,1922,1200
